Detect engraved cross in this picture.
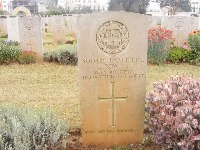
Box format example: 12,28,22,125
98,82,127,127
27,38,35,51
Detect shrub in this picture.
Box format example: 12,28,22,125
0,105,67,150
167,44,193,64
0,40,21,64
44,44,77,65
148,26,173,65
188,30,200,65
146,75,200,149
18,50,37,64
0,34,8,38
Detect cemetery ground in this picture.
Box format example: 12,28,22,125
0,63,200,149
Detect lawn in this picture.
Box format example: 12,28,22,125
0,63,200,129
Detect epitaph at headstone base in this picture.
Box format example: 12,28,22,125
78,12,148,146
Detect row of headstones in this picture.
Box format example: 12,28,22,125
4,15,78,43
0,12,198,146
0,16,78,61
0,15,199,61
148,16,199,46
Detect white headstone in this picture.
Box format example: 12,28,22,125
7,17,20,42
18,16,43,61
78,12,148,146
161,16,198,46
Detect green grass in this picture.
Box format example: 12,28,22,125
0,63,200,129
0,37,7,41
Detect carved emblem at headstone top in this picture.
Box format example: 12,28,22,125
96,21,129,54
174,18,183,29
24,18,34,30
55,17,61,24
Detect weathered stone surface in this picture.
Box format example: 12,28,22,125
49,16,66,44
161,16,198,46
148,16,162,29
78,12,148,146
65,15,78,35
18,16,43,61
7,17,20,42
0,18,7,35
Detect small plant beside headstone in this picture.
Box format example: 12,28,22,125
167,42,193,64
44,44,77,65
188,30,200,65
0,40,21,65
18,49,37,64
148,26,173,65
0,105,67,150
146,75,200,149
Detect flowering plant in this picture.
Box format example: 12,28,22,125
146,75,200,149
18,49,36,64
148,26,173,65
188,30,200,65
167,42,192,64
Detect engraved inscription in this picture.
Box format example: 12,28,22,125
55,17,61,24
96,21,129,54
81,57,145,80
84,129,141,134
98,82,127,127
174,18,183,29
24,18,34,30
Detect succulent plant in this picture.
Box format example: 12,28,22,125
146,75,200,149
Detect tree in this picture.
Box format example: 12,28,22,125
36,0,58,8
42,6,68,15
70,6,93,14
157,0,191,15
108,0,150,14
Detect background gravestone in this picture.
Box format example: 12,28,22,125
19,16,43,61
41,17,46,37
49,16,66,44
148,16,162,29
198,17,200,30
0,18,8,35
7,17,20,42
65,15,78,35
78,12,148,146
161,16,198,46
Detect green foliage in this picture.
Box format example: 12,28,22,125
146,75,200,149
0,105,67,150
42,6,68,16
18,50,37,64
0,34,8,38
158,0,191,15
188,30,200,65
108,0,150,14
70,6,93,14
0,11,8,15
167,47,193,64
0,41,22,64
44,44,77,65
148,26,173,65
0,16,7,18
